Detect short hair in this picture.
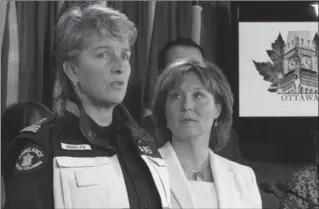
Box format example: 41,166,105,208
152,59,234,150
55,4,137,107
157,38,205,72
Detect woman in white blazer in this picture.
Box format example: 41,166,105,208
152,59,262,209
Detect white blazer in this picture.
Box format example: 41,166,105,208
159,142,262,209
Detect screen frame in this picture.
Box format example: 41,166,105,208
231,1,318,143
233,1,318,119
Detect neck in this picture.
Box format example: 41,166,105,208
80,98,115,127
171,134,210,171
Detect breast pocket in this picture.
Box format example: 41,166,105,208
55,157,126,209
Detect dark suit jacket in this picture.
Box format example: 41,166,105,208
140,115,245,164
140,115,156,138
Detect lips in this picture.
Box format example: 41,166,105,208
111,80,125,85
179,118,197,123
110,80,125,89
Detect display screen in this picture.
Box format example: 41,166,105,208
239,22,318,117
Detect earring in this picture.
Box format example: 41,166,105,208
73,81,78,87
213,120,218,127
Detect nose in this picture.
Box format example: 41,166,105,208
180,97,193,112
111,55,128,75
111,60,123,74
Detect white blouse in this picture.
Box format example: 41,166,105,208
187,180,218,208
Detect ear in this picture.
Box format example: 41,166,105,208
214,104,222,120
63,61,79,84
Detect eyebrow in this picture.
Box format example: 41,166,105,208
193,87,207,91
93,46,112,50
170,85,206,90
93,46,131,53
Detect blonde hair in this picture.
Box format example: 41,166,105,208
152,59,234,150
53,4,137,115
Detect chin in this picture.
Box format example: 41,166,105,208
106,98,124,106
104,94,126,103
97,97,124,107
176,131,202,140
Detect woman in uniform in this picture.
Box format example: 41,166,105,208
4,4,169,209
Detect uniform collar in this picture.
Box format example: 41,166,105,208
64,99,160,158
65,99,117,152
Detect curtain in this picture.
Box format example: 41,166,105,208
16,2,59,108
108,1,150,123
1,1,19,112
143,1,193,114
200,2,232,67
1,2,9,112
200,1,236,109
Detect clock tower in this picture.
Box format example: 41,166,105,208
279,31,318,94
283,31,316,73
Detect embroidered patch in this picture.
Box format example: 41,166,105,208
61,143,92,150
15,145,47,172
137,140,153,155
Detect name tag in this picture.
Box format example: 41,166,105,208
61,143,92,150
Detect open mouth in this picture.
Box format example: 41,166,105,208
113,80,124,85
111,80,125,88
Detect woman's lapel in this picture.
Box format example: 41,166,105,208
209,150,239,208
159,143,196,209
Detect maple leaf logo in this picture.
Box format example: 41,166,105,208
253,34,285,93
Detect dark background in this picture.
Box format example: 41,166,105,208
225,2,318,208
227,1,318,164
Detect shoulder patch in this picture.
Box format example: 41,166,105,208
19,117,55,134
15,144,48,173
19,124,42,133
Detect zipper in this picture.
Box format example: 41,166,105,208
115,133,142,209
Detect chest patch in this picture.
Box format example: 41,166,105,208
61,142,92,151
137,139,154,156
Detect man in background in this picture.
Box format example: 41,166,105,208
141,38,244,163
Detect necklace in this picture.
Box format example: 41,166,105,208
181,157,211,181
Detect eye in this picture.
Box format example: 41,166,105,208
168,91,181,100
193,92,205,99
96,51,111,60
121,53,130,60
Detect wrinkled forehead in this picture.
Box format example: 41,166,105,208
165,46,203,66
81,32,130,51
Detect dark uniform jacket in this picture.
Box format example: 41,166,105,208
4,102,170,209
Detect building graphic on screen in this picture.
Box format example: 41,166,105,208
253,31,318,95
